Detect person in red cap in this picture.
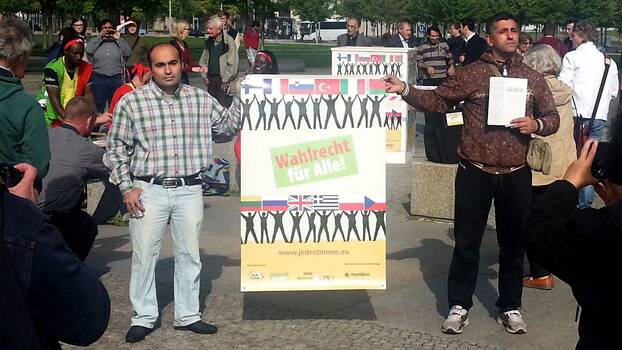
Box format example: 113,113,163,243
107,64,151,129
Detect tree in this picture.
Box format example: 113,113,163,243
290,0,331,42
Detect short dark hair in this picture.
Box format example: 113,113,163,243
427,25,441,36
58,29,81,58
71,18,87,34
64,96,97,121
542,23,556,36
98,19,113,32
217,10,230,19
460,18,476,31
58,26,77,41
486,12,519,35
567,18,577,26
146,42,182,67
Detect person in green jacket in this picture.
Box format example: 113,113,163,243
0,17,50,185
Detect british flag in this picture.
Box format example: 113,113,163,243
287,195,314,212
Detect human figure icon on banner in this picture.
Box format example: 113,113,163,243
361,63,368,75
241,95,256,130
332,211,346,241
255,98,268,130
305,211,317,243
341,95,356,128
312,97,323,129
241,212,258,244
266,95,283,130
373,62,382,75
357,95,369,128
322,94,341,129
362,210,371,240
382,62,389,75
370,95,386,127
355,64,362,75
270,211,287,243
395,62,402,77
289,211,304,243
259,212,269,243
295,96,312,129
344,211,360,241
337,62,343,75
348,63,356,75
317,210,332,242
373,210,386,240
282,98,295,129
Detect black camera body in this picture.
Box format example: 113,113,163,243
591,142,611,180
0,163,23,187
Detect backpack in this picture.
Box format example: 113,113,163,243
201,158,230,196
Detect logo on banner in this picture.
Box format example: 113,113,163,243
315,79,348,94
271,135,358,187
241,78,272,95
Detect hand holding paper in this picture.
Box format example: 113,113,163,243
510,117,538,134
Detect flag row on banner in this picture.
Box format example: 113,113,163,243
240,195,387,212
241,78,390,96
334,53,404,63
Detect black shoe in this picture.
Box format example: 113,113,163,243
174,320,218,334
125,325,153,343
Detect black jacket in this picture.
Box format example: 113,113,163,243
0,189,110,349
385,34,416,48
525,180,621,349
463,33,488,66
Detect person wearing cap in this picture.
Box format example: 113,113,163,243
121,20,148,70
37,32,110,127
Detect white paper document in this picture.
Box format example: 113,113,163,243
487,77,528,126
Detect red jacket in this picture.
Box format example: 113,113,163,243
243,27,260,49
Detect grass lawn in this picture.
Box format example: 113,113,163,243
33,35,334,68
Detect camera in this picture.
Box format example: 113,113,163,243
0,163,23,188
591,141,611,180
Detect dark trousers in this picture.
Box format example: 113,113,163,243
46,210,98,261
526,185,551,278
206,75,227,106
92,73,123,113
448,161,531,312
92,180,127,225
422,78,460,164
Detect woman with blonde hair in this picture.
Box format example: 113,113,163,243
169,20,206,84
522,44,576,290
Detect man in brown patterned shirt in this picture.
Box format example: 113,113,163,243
386,12,559,335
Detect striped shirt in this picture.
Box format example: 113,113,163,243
104,81,241,193
416,40,453,79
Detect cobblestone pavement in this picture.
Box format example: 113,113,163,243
67,272,502,350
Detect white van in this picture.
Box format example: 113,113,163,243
306,19,347,41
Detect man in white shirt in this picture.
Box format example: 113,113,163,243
559,20,619,208
386,22,416,48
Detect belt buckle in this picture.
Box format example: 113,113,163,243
161,178,179,188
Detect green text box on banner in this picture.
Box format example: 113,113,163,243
271,135,358,187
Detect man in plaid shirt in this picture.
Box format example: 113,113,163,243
104,42,241,343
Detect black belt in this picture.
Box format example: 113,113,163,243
135,174,202,188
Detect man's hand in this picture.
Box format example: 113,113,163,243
426,66,435,77
563,139,599,189
112,30,121,40
123,188,144,218
510,116,538,134
383,75,406,94
8,163,38,203
191,66,208,73
447,65,456,76
95,112,112,125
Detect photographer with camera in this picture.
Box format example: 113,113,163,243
1,162,110,349
525,120,622,349
86,19,132,113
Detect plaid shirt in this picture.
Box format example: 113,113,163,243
104,81,241,194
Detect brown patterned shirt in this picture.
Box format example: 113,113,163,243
404,52,559,174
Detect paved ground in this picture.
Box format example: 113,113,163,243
22,62,582,349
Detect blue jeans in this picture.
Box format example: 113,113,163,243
129,179,204,328
92,73,123,113
576,118,606,208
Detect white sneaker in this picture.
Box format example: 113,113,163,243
441,305,469,334
497,309,527,334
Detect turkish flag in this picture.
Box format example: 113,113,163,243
315,79,340,94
